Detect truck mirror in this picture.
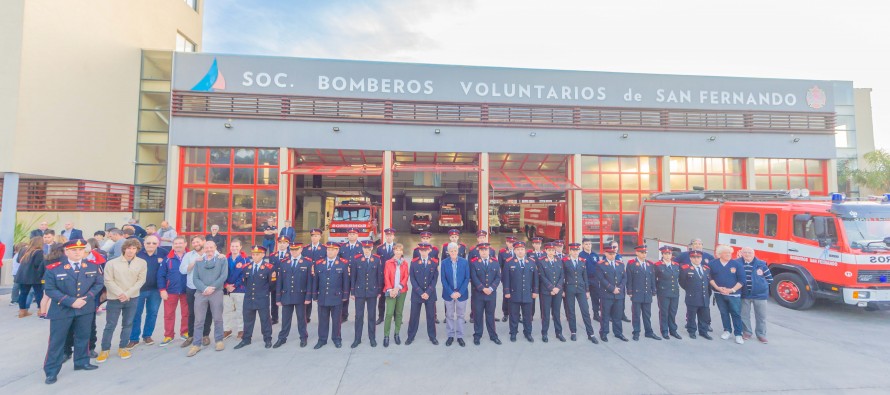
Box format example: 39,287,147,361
794,214,812,223
813,217,827,239
884,237,890,247
817,238,829,248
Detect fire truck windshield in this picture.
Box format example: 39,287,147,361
441,207,459,215
334,207,371,221
842,217,890,250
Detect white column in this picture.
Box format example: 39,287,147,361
478,152,489,233
277,147,288,227
165,145,180,232
746,158,758,190
661,156,671,192
382,150,393,229
568,154,583,243
826,159,838,194
1,173,19,277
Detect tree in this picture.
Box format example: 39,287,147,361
851,149,890,193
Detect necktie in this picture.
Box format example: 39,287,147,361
327,260,333,270
696,267,703,278
292,259,297,269
519,259,524,269
573,260,577,269
387,244,391,254
483,260,488,269
253,263,259,274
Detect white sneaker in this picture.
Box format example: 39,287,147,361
735,336,745,344
720,331,731,340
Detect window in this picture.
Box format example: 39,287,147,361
754,159,826,195
764,214,778,237
176,33,196,52
669,157,745,190
183,0,198,11
793,215,839,245
732,212,760,235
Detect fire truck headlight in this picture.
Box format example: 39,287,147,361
853,291,871,299
361,228,368,233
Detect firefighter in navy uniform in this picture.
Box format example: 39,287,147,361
375,228,397,324
350,240,384,348
654,246,682,340
43,239,104,385
268,236,291,325
562,243,598,344
467,230,496,324
302,228,326,324
497,236,517,322
626,245,661,341
580,238,601,322
338,228,363,322
313,242,350,349
406,243,439,345
412,231,440,260
274,242,314,348
503,241,538,343
235,246,275,349
469,243,502,345
596,244,628,342
442,229,469,259
679,251,713,339
529,237,545,261
538,243,565,342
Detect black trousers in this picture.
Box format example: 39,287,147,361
540,293,563,336
600,297,624,335
279,302,309,341
354,296,378,341
631,300,655,335
64,311,98,355
588,284,601,318
341,299,349,320
45,314,92,378
317,304,343,343
657,295,680,335
472,294,498,340
270,289,279,322
565,291,594,336
377,292,386,320
186,288,212,338
243,304,272,343
501,290,510,318
407,297,436,340
685,304,711,335
508,301,533,336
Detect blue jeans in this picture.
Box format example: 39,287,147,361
714,294,743,336
130,290,162,341
11,276,35,306
18,284,43,310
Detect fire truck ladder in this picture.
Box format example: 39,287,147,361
649,190,807,202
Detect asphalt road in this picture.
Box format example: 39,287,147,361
1,233,889,394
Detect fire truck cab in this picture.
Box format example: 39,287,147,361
640,190,890,310
328,201,380,243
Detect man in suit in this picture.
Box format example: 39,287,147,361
496,236,516,322
43,230,58,254
562,243,598,344
375,228,397,324
503,241,538,343
470,243,501,345
654,246,682,340
350,240,383,348
412,231,440,261
679,251,713,340
30,221,49,238
626,245,660,341
406,243,439,345
537,243,565,343
441,242,470,347
596,244,628,342
278,220,296,242
338,228,363,322
274,243,314,348
60,223,83,241
234,246,275,349
313,242,350,349
268,236,292,325
302,228,326,324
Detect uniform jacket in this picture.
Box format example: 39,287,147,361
409,257,439,302
468,246,497,262
303,243,326,262
242,259,275,309
497,248,515,270
679,264,712,306
350,253,384,298
225,251,250,293
376,242,397,265
412,246,440,261
43,257,104,319
595,259,627,300
626,258,656,303
537,257,565,296
676,250,716,266
502,256,539,304
469,256,501,300
159,250,188,294
338,242,363,264
654,260,681,298
277,255,314,304
562,256,589,294
440,256,470,302
313,257,350,306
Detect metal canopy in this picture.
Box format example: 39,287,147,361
488,170,579,192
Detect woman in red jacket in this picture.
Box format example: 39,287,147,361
382,244,409,347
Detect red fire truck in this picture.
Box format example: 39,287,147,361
328,201,380,243
437,204,464,232
639,190,890,310
521,202,567,241
497,204,521,232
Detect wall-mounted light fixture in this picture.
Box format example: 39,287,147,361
224,119,233,129
707,136,717,142
435,129,441,134
620,133,629,139
332,127,340,132
529,132,537,137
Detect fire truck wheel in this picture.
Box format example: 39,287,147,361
771,272,815,310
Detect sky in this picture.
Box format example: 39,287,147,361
203,0,889,150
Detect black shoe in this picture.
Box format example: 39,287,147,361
63,354,72,363
589,335,599,344
234,340,251,349
510,335,517,342
645,333,662,340
662,332,670,340
334,341,342,348
622,316,631,323
88,350,99,359
700,333,713,340
73,364,98,371
570,334,577,341
45,375,57,385
307,318,311,324
375,317,383,325
593,314,601,322
394,335,402,345
556,334,566,342
430,338,439,345
370,339,377,347
342,316,348,322
457,338,465,347
492,338,502,345
405,338,414,346
473,338,481,345
615,334,629,342
435,318,440,324
446,337,454,346
670,331,682,340
313,341,326,349
264,341,272,349
273,339,286,348
632,334,640,341
689,332,697,339
525,334,534,343
501,316,508,322
384,337,390,347
351,340,361,349
600,334,609,342
271,319,278,325
300,339,308,348
542,336,549,343
708,325,713,332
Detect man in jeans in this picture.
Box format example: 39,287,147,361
179,235,215,348
98,239,147,363
127,235,164,348
709,244,746,345
186,240,229,357
158,236,189,346
737,247,773,344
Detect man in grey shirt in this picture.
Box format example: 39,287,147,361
157,220,177,252
186,240,228,357
107,229,125,260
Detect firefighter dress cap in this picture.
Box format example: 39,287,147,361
475,230,488,237
568,243,581,250
324,242,340,250
384,228,396,235
513,241,526,248
555,240,565,245
347,228,359,234
360,240,374,248
544,242,556,250
689,250,703,258
250,245,267,254
659,246,673,253
476,242,491,249
634,245,648,252
310,228,323,235
417,243,432,250
277,236,291,243
420,231,432,238
505,236,517,242
602,245,618,253
64,239,87,250
448,229,461,236
289,242,304,250
531,237,543,242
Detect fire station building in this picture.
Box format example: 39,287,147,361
167,52,862,253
